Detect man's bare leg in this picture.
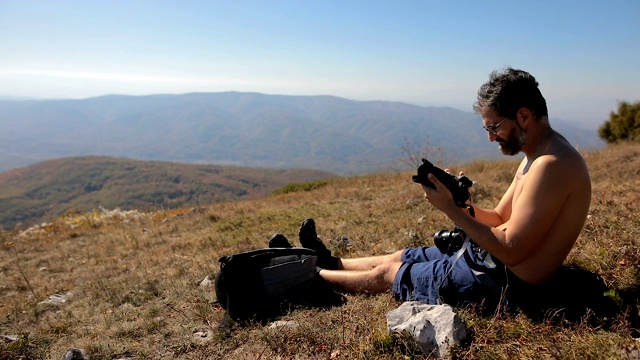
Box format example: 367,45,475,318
338,249,404,270
319,260,403,293
319,249,405,293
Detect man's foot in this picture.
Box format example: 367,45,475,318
299,218,324,252
299,218,340,270
268,233,293,248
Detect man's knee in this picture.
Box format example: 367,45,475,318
371,261,403,288
391,249,405,262
379,250,405,264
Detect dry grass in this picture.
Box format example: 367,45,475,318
1,143,639,359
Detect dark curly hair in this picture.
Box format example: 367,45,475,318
473,68,548,120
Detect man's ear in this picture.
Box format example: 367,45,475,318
517,108,534,128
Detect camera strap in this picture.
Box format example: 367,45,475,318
445,235,472,279
441,207,509,307
444,204,475,279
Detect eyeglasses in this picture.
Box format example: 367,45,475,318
483,117,509,135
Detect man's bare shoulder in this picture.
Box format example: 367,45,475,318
533,133,589,178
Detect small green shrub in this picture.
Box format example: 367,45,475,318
272,180,329,195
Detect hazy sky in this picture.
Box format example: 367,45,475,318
1,0,639,128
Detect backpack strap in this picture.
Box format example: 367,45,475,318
218,293,231,328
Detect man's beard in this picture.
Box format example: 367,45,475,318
498,126,527,156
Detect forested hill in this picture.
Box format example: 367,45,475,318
0,156,336,229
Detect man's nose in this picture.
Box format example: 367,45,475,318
487,131,498,142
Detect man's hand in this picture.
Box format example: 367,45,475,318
421,174,457,214
424,169,473,203
446,169,474,198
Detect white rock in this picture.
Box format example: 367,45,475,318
387,301,466,358
268,320,299,330
37,291,74,311
199,275,215,288
61,347,86,360
193,330,214,344
1,334,19,342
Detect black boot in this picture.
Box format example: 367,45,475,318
268,233,293,248
299,218,340,270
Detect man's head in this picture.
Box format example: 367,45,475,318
473,67,548,120
474,68,548,156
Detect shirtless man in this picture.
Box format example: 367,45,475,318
302,68,591,305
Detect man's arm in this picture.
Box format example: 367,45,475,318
432,158,524,227
425,155,572,267
470,175,517,227
491,156,572,264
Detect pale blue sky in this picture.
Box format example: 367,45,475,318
1,0,639,128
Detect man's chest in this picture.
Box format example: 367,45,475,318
512,172,526,207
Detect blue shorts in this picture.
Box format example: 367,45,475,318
391,245,496,304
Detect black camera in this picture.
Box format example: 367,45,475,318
412,158,473,208
434,227,466,255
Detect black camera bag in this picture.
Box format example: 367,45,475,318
215,247,343,325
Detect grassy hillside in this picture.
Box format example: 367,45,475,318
0,156,337,229
1,143,638,359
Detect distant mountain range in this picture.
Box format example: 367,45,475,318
0,92,604,175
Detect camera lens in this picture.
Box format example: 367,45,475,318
434,229,465,255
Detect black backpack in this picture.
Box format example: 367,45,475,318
215,247,344,325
